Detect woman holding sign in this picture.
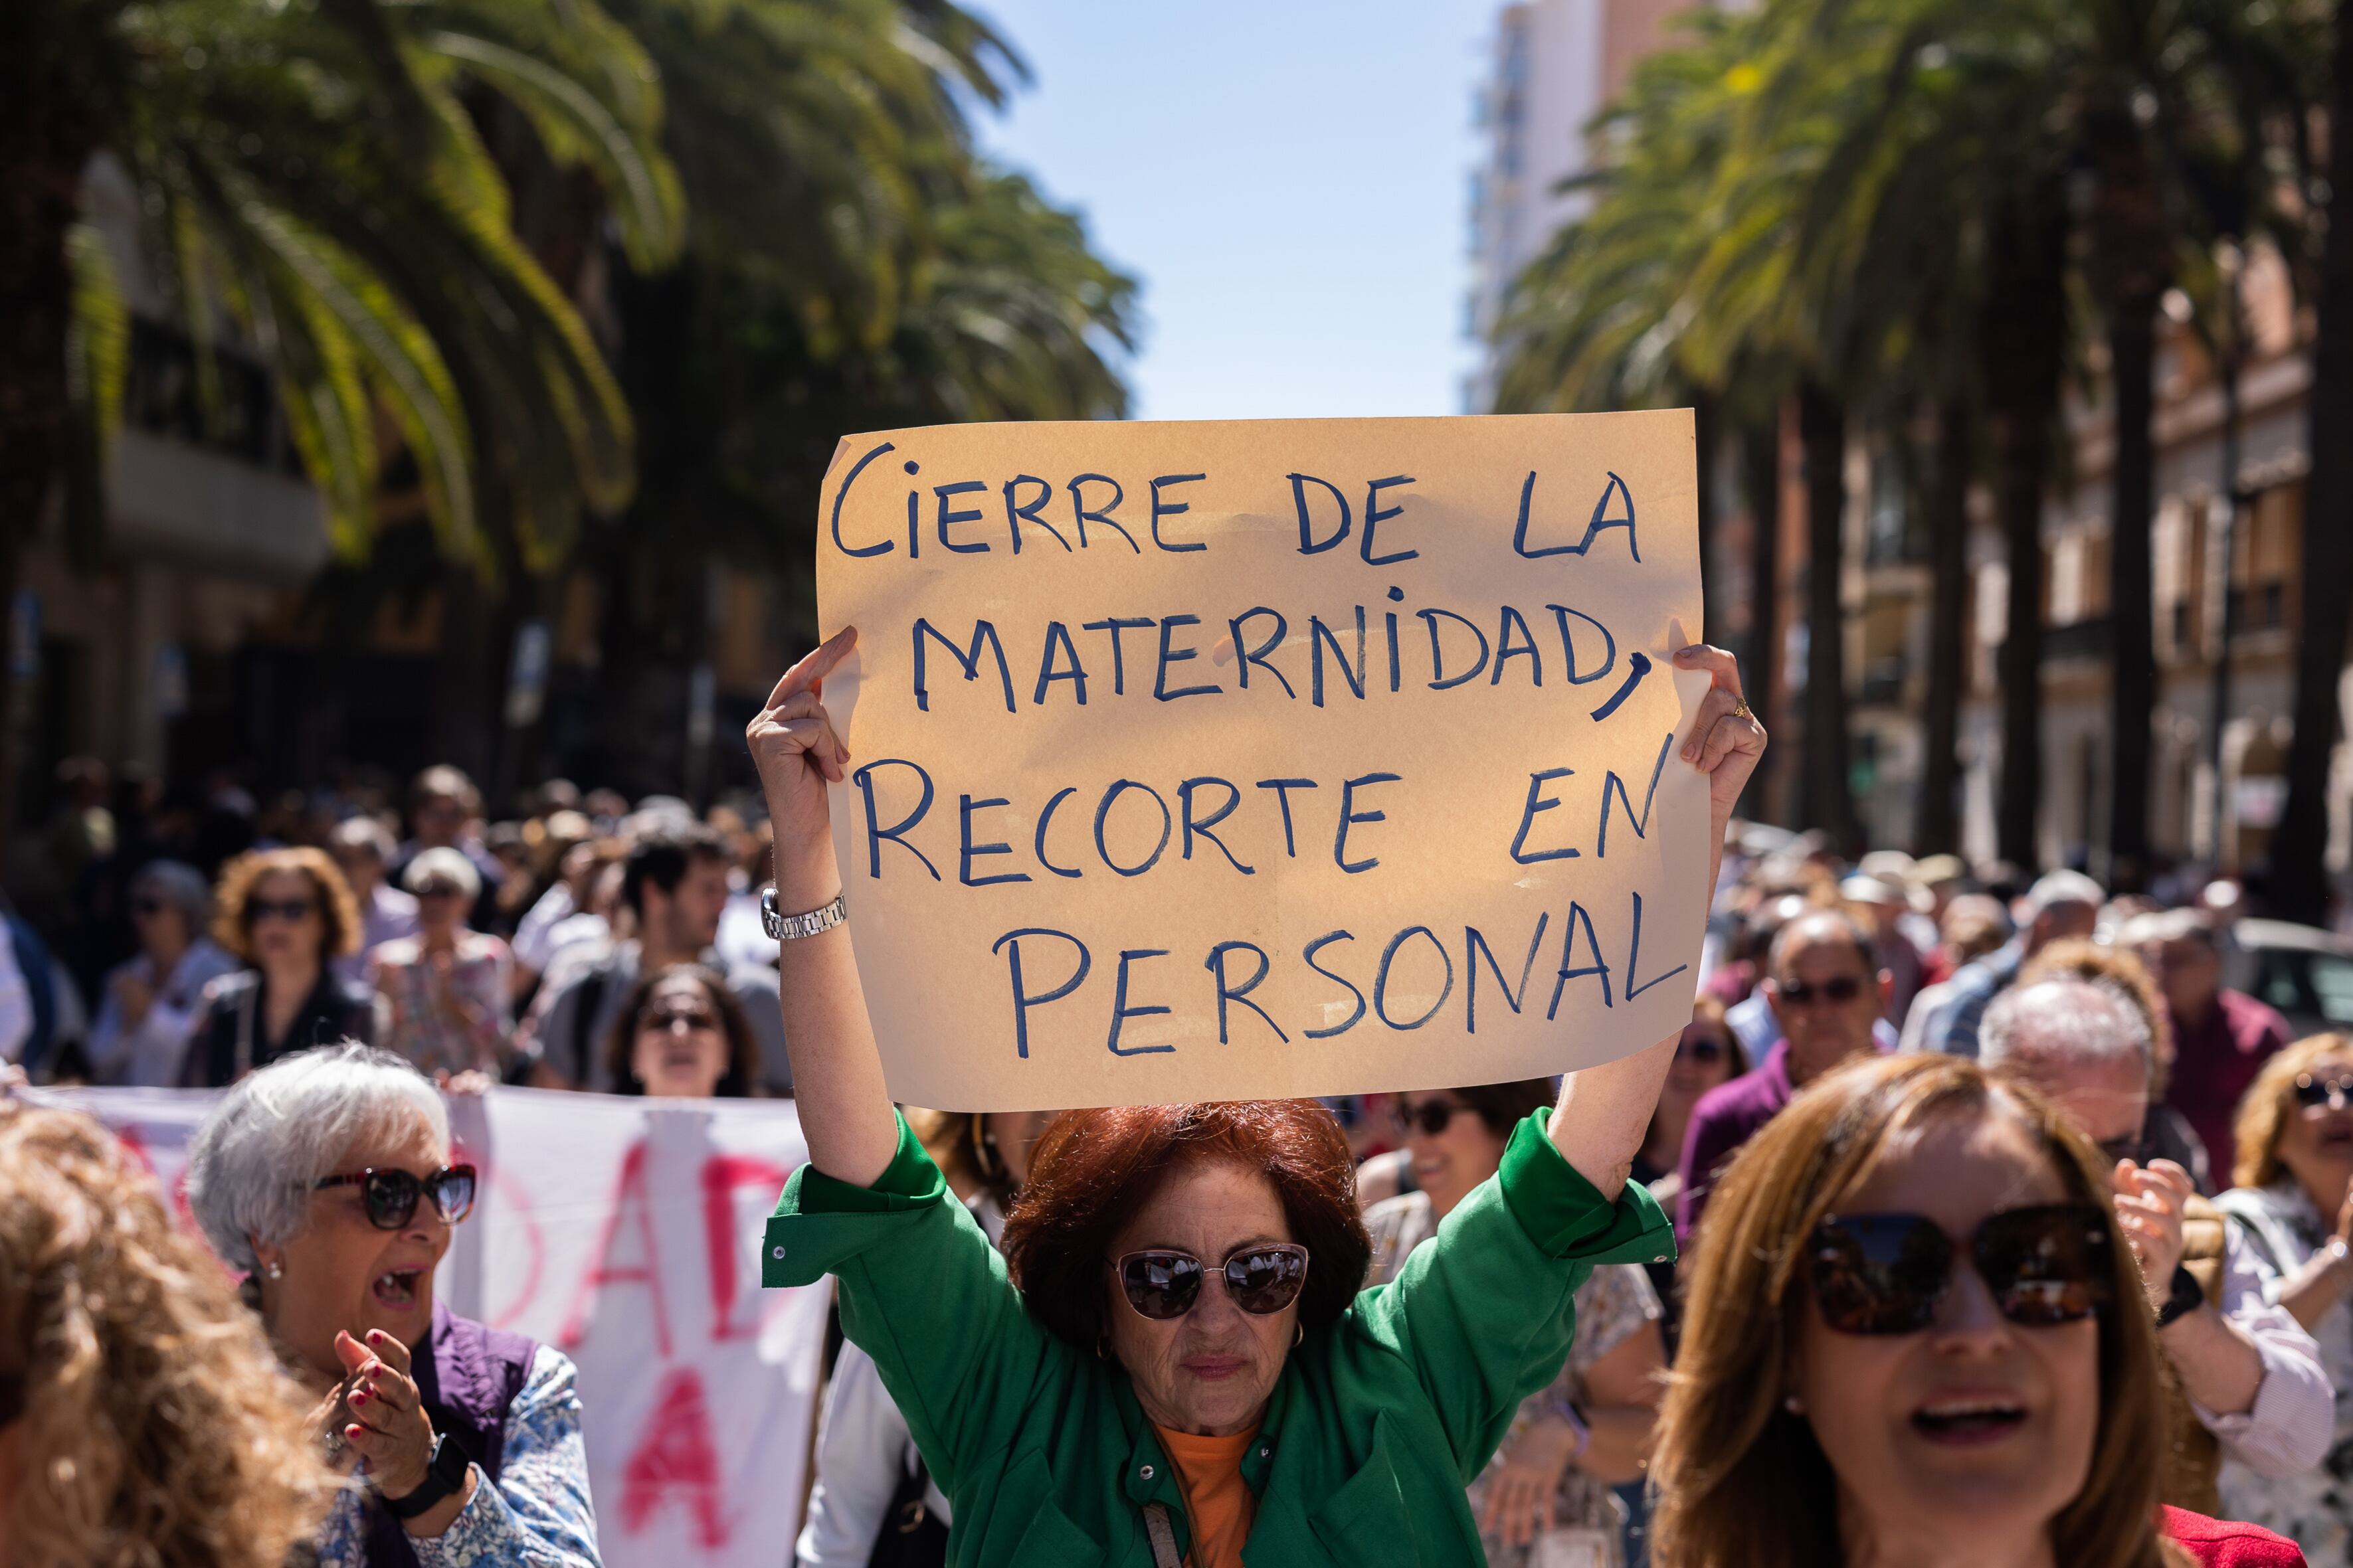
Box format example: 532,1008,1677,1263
749,626,1764,1567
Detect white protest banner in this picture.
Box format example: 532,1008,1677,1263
18,1085,824,1568
817,410,1711,1110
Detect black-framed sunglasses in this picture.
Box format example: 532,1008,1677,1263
312,1165,477,1229
2097,1130,2152,1168
1777,975,1867,1007
1394,1098,1471,1138
248,897,318,924
1676,1033,1727,1065
1808,1204,2115,1336
1113,1243,1311,1320
2293,1074,2353,1110
640,1003,719,1034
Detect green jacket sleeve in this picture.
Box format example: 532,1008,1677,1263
1351,1110,1675,1481
761,1114,1055,1489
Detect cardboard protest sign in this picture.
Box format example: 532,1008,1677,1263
816,411,1711,1110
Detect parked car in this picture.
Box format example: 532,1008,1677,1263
2229,918,2353,1039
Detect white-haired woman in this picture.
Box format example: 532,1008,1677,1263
368,848,514,1080
187,1044,600,1567
86,859,238,1085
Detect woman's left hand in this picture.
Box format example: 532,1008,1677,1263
1671,644,1767,834
1479,1417,1579,1548
336,1328,438,1498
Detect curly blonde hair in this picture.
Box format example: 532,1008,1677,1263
2231,1031,2353,1191
212,845,363,960
0,1102,335,1566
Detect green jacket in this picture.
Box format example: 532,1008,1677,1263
762,1110,1673,1566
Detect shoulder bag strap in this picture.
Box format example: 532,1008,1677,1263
1141,1502,1183,1568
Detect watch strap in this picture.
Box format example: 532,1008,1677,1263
761,887,847,941
2155,1263,2205,1328
379,1431,470,1520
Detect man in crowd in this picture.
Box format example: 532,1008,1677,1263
1980,975,2328,1508
2123,908,2294,1172
518,823,788,1092
398,765,504,930
1902,867,2103,1057
1677,909,1887,1243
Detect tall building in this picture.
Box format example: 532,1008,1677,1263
1464,0,1693,411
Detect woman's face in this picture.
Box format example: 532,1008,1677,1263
414,877,468,937
1665,1019,1738,1100
983,1110,1058,1189
263,1110,454,1382
1400,1094,1507,1221
1104,1159,1298,1438
1792,1109,2101,1562
630,974,729,1098
246,869,325,968
2272,1053,2353,1211
130,890,191,960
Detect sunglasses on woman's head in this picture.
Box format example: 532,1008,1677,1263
249,897,318,924
312,1165,477,1229
2293,1074,2353,1110
1807,1204,2114,1335
1394,1098,1471,1137
1113,1243,1310,1320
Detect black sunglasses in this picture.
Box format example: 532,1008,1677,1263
248,897,318,923
640,1003,719,1033
1113,1244,1311,1320
312,1165,478,1229
2293,1074,2353,1110
1394,1098,1473,1138
2097,1131,2152,1168
1777,975,1867,1007
1808,1204,2115,1335
1677,1034,1727,1065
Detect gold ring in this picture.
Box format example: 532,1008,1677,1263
1731,697,1752,721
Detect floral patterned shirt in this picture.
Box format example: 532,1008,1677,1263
369,932,514,1079
1365,1189,1662,1565
314,1343,601,1567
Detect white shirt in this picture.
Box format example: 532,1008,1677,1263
2188,1199,2336,1478
87,938,240,1085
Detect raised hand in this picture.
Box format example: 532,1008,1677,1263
745,626,858,865
1671,642,1767,836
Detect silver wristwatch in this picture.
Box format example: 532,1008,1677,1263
761,886,847,941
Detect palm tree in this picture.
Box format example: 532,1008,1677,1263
1,0,684,836
2269,0,2348,924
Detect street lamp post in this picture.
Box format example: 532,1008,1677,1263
2208,247,2246,869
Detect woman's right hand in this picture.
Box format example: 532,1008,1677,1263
746,627,857,883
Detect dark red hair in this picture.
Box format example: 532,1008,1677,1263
1002,1100,1371,1350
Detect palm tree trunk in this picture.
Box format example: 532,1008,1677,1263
1985,188,2069,870
0,27,106,867
2106,308,2159,892
2274,0,2353,924
1693,388,1719,648
1799,380,1859,853
1740,415,1783,821
1917,398,1970,855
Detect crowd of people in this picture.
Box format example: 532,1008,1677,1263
1,760,788,1102
3,636,2352,1566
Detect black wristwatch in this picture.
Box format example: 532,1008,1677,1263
2155,1264,2205,1329
379,1431,470,1520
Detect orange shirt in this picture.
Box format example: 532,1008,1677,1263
1154,1424,1260,1568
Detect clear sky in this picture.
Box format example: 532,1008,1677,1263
968,1,1497,421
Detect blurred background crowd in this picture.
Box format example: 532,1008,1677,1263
7,750,2353,1563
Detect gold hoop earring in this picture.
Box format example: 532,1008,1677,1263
1293,1322,1303,1349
